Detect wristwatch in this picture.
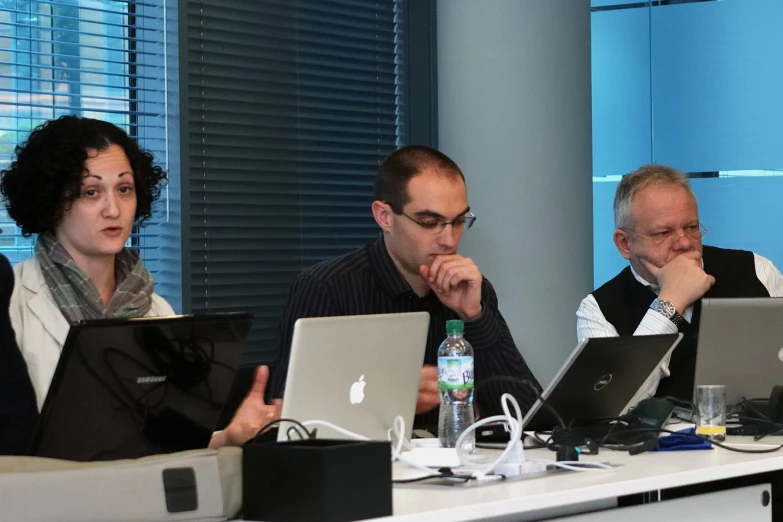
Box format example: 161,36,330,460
650,298,684,326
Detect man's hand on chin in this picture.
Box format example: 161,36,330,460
642,251,715,312
419,254,483,321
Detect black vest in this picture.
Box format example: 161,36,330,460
592,245,769,401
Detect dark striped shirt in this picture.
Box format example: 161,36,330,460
269,236,541,427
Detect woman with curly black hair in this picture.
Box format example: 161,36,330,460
0,115,174,405
1,116,281,449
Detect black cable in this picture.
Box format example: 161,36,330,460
392,474,478,484
739,397,770,404
473,379,781,456
551,403,783,454
393,467,507,484
739,398,779,423
731,398,783,441
541,412,655,454
611,427,783,454
653,396,783,442
747,414,783,426
475,376,582,460
595,416,634,449
533,430,552,444
474,376,566,430
286,424,309,441
250,418,313,444
523,439,548,450
393,474,454,484
475,442,546,451
753,429,783,441
468,382,783,456
655,395,697,411
540,414,632,454
654,395,780,430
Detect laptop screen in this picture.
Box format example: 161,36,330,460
30,313,252,461
279,312,429,441
523,334,682,433
696,297,783,406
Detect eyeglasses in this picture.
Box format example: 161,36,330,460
400,210,477,233
626,223,707,246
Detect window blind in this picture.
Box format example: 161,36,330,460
0,0,170,279
184,0,408,364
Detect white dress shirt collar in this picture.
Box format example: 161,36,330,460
630,264,659,294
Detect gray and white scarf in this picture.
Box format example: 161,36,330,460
35,232,154,323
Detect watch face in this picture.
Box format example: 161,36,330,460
658,300,676,318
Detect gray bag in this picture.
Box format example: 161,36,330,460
0,447,242,522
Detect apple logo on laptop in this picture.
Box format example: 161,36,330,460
350,375,366,404
778,347,783,363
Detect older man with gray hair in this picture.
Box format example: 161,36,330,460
577,164,783,401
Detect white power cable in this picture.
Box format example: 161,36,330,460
289,394,612,480
387,416,414,452
297,420,370,441
283,416,436,476
388,415,447,475
527,458,613,472
455,393,524,477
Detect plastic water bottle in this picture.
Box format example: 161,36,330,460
437,319,475,451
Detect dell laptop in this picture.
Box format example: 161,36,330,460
29,313,252,461
523,334,683,433
278,312,430,441
695,297,783,406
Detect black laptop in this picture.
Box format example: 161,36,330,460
29,313,252,461
523,334,683,433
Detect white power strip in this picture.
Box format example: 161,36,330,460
409,438,441,449
400,448,461,468
491,460,548,477
400,440,548,479
298,396,612,483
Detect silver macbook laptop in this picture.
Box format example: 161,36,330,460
523,334,683,432
278,312,429,441
695,298,783,406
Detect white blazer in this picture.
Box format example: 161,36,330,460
9,256,176,409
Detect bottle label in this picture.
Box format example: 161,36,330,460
438,356,474,391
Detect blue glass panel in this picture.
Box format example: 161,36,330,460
591,7,652,177
651,0,783,171
691,176,783,269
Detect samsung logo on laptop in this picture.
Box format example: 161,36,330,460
136,376,167,384
593,374,612,391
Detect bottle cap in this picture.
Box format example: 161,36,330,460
445,319,464,335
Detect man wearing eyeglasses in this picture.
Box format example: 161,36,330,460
269,145,540,425
577,164,783,401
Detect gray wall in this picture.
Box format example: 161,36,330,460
437,0,594,386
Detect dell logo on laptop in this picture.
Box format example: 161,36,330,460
136,376,166,384
593,374,612,391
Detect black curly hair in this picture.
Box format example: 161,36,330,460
0,115,167,237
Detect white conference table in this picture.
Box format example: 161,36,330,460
377,436,783,521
